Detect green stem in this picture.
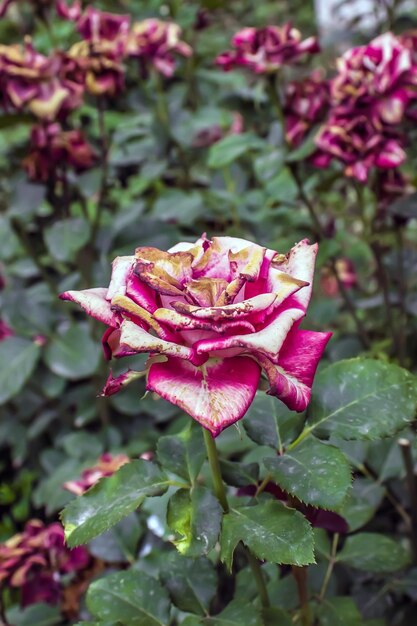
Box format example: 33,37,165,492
202,428,270,609
395,222,407,366
246,550,270,608
319,533,339,601
292,566,311,626
398,438,417,563
203,428,229,513
222,166,240,229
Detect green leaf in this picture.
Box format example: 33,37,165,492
44,324,100,380
61,460,169,546
160,551,217,615
338,478,384,532
316,597,362,626
337,532,411,572
6,603,61,626
243,391,303,449
89,513,145,563
86,569,171,626
220,459,259,487
308,359,417,440
264,437,352,510
44,217,91,262
262,608,292,626
0,337,41,405
167,486,222,557
203,600,262,625
221,501,314,571
207,133,264,168
157,424,205,483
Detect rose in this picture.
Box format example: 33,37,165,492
216,24,319,74
284,70,329,146
63,453,130,496
0,41,83,121
61,236,330,436
313,115,406,182
331,32,417,127
23,122,96,182
0,520,89,607
127,19,192,77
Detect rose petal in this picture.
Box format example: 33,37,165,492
101,369,145,396
147,356,261,436
255,329,332,411
154,307,256,334
269,239,317,311
195,308,305,362
171,292,277,320
114,319,202,365
59,288,119,327
107,256,135,300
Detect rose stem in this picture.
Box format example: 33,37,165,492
202,428,270,608
318,532,339,601
395,221,407,366
266,76,371,349
292,566,312,626
90,96,109,249
398,438,417,563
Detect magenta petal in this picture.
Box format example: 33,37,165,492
147,356,261,436
101,369,145,396
255,329,331,412
59,288,119,327
278,329,332,388
195,308,305,363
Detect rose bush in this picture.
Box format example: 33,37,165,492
61,236,331,435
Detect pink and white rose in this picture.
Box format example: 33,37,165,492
60,236,331,436
331,32,417,127
216,24,319,74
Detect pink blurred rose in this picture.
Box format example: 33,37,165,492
127,19,192,77
216,24,319,74
0,319,13,341
23,122,96,182
63,453,130,496
0,41,82,121
331,32,417,127
0,0,13,17
284,70,329,146
61,8,130,97
60,236,331,436
321,258,357,297
0,520,89,607
56,0,82,20
313,115,406,182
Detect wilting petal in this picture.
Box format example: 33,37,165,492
115,319,202,364
101,369,145,396
154,307,255,334
375,139,406,168
269,239,317,311
59,288,119,327
110,294,173,340
171,292,277,320
185,278,229,307
195,308,305,362
107,256,135,300
255,329,332,411
147,356,261,436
